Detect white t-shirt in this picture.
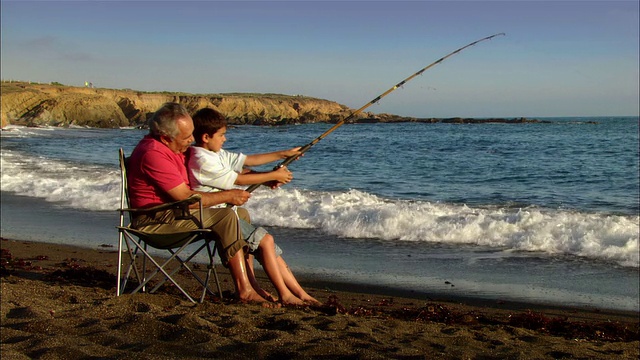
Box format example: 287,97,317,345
187,146,247,196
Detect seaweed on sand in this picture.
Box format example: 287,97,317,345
319,295,639,342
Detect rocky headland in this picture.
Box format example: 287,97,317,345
1,81,545,128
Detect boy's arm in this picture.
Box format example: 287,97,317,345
234,166,293,186
243,147,301,167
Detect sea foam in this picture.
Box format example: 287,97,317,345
2,148,638,267
246,188,639,268
1,149,121,211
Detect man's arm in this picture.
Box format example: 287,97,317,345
166,182,250,207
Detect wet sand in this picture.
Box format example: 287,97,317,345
1,238,638,359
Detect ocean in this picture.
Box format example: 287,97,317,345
1,117,638,311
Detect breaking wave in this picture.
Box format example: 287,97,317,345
2,148,637,268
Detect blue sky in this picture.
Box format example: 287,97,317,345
1,1,638,118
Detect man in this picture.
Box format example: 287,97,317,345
127,102,267,303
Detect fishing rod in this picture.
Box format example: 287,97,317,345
245,32,505,193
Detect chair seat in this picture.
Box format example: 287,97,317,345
117,226,213,249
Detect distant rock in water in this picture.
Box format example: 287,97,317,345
1,81,548,128
436,117,550,124
353,116,550,124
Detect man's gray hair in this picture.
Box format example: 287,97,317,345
148,102,190,139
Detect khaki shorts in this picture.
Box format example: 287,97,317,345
238,218,282,256
132,207,247,265
234,207,283,257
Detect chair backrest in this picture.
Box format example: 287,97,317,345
119,148,132,225
117,147,208,236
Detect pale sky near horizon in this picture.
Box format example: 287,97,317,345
1,1,638,118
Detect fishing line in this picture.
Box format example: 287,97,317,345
246,32,506,193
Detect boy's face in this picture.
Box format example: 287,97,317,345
202,126,226,152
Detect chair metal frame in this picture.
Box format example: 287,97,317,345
116,148,223,303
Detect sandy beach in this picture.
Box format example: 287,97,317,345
1,238,638,359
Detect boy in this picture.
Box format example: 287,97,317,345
187,107,319,306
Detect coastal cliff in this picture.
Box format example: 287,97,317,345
0,82,359,128
1,81,545,128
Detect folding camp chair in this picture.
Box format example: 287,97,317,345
116,148,223,303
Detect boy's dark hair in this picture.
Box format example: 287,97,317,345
192,108,227,145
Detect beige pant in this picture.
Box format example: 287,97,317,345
235,207,251,223
132,207,247,265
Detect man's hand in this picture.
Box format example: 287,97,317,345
169,182,252,208
225,189,251,206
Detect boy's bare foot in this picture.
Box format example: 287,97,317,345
261,302,282,309
255,288,278,302
301,296,321,306
280,294,306,306
237,290,268,303
293,291,321,305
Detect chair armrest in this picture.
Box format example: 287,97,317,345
122,194,203,214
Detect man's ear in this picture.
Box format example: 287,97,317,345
159,134,172,146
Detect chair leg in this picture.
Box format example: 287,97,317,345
118,232,138,294
120,232,145,293
209,242,224,299
117,231,124,296
127,236,199,303
200,262,213,303
150,245,208,294
200,241,223,302
142,243,148,293
149,242,221,302
117,231,224,303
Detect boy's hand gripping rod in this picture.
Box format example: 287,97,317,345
245,33,505,193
